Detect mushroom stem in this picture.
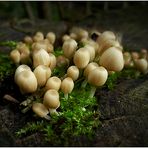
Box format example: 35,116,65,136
89,86,97,98
49,108,59,115
44,115,51,120
81,79,88,88
64,93,68,99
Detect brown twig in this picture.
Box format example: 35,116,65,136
3,94,19,103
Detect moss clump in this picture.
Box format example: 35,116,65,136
16,85,100,146
0,54,16,80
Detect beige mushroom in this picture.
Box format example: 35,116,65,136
99,47,124,72
87,66,108,98
32,102,50,120
43,89,60,115
34,65,51,87
45,76,61,91
61,77,74,99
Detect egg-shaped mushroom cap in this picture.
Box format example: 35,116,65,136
61,77,74,94
73,48,90,69
134,58,148,74
99,47,124,72
32,102,49,118
43,89,60,109
88,66,108,87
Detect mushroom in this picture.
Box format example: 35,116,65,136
134,58,148,74
16,70,38,94
62,39,78,59
46,32,56,45
123,51,132,68
32,40,54,53
67,65,79,81
32,102,50,120
99,47,124,72
33,31,44,42
56,55,69,68
84,44,96,62
20,52,32,65
34,65,51,87
10,49,20,64
61,77,74,99
73,47,90,69
33,48,50,68
140,49,147,59
45,76,61,91
62,34,71,42
87,66,108,98
43,89,60,115
48,53,56,70
24,35,33,45
131,51,140,61
82,62,98,88
14,64,31,84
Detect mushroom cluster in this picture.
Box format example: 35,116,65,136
123,49,148,74
10,27,147,120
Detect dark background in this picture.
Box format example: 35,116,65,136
0,1,148,50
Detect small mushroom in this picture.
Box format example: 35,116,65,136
14,64,31,84
33,31,44,42
24,36,33,44
34,65,51,87
48,53,56,70
62,34,71,42
82,62,98,88
134,58,148,74
32,102,50,120
33,48,50,68
84,45,96,62
43,89,60,115
56,55,69,68
73,47,90,69
67,65,79,81
62,39,78,59
10,49,20,64
123,51,132,68
87,66,108,98
16,70,38,94
45,76,61,91
61,77,74,99
46,32,56,45
99,47,124,72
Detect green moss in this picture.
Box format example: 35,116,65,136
0,41,18,49
16,85,101,146
0,54,16,80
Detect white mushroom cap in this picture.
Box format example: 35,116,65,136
46,32,56,44
62,39,78,59
83,62,98,78
45,76,61,91
34,65,51,87
88,66,108,87
16,70,38,94
67,65,79,81
61,77,74,94
134,58,148,74
32,102,49,119
43,89,60,109
33,48,50,68
14,64,31,84
10,49,20,64
99,47,124,72
73,47,90,69
48,53,56,70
